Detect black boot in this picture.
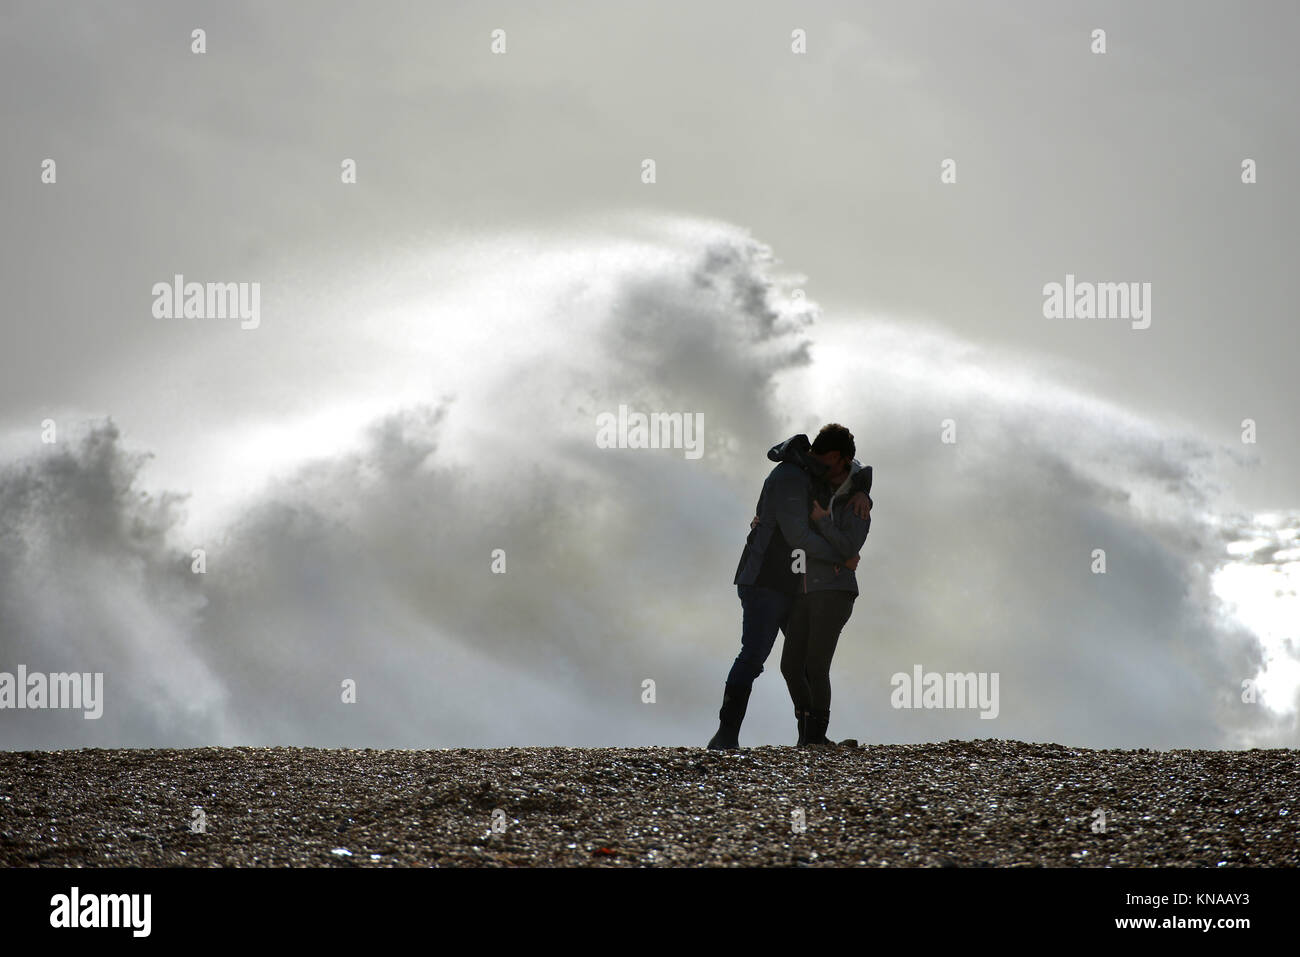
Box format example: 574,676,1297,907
801,710,834,747
795,708,809,746
707,682,751,750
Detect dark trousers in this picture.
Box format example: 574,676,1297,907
781,590,856,713
725,584,796,689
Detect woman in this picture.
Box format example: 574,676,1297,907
780,424,872,746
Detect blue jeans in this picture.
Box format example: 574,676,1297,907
725,584,796,689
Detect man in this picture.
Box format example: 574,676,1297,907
707,429,872,750
781,423,871,747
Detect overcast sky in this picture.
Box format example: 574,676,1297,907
2,1,1297,751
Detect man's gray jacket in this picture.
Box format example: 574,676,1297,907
803,461,872,595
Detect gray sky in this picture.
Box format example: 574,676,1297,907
2,1,1297,750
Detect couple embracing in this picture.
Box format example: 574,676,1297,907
708,424,872,749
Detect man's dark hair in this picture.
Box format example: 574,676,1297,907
810,422,855,461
